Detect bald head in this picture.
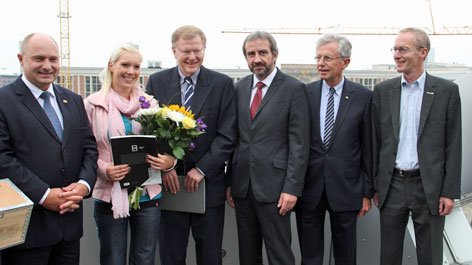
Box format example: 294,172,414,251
20,33,59,55
18,33,60,90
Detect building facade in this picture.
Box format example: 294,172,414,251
2,62,469,96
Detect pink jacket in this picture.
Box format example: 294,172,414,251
84,91,161,203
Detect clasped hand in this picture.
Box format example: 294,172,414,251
42,183,88,214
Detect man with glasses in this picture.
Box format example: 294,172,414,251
146,25,237,265
295,33,373,265
372,27,461,265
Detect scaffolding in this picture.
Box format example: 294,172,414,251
58,0,71,89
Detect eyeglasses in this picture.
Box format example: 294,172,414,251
177,49,205,56
390,46,424,54
314,55,344,62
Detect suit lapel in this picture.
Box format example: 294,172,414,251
16,80,62,143
164,68,182,106
389,81,402,143
241,78,253,123
418,74,437,138
191,67,212,117
54,86,69,144
329,81,354,148
310,82,323,147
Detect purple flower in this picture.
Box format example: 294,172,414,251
141,101,151,109
139,96,146,103
189,142,195,149
196,118,203,125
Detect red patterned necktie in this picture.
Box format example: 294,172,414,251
250,81,265,120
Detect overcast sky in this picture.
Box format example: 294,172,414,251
1,0,471,75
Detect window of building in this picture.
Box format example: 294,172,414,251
85,76,91,97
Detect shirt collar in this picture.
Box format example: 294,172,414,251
401,71,426,89
322,76,345,96
253,67,278,89
21,74,56,100
178,67,200,85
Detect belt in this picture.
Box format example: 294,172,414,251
95,199,159,215
393,168,420,177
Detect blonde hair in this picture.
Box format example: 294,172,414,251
99,44,143,96
171,25,206,48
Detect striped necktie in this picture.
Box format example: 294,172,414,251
324,87,336,149
40,91,63,140
184,77,194,108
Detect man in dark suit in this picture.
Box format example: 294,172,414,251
0,33,98,265
226,31,310,265
146,25,236,265
372,27,462,265
296,34,373,265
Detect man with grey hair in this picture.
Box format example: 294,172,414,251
373,27,461,265
226,31,310,265
296,33,373,265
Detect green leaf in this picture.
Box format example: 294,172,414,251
173,147,185,160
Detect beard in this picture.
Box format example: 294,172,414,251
250,62,273,79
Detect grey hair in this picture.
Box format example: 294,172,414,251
242,31,278,56
172,25,207,48
399,27,431,51
316,33,352,58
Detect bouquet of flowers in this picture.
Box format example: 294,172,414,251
133,96,206,159
127,96,206,209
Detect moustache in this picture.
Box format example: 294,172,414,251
252,62,266,68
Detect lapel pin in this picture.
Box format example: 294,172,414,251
426,92,434,95
62,99,68,104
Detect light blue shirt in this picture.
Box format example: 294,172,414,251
320,78,344,142
178,68,200,106
395,72,426,170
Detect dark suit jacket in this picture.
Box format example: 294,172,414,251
372,73,462,214
146,66,237,208
0,77,98,248
229,69,310,202
300,79,373,212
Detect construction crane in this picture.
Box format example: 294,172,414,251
222,0,472,36
58,0,71,89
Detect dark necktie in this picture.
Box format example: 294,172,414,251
250,81,265,120
324,87,336,149
184,77,194,109
40,91,63,140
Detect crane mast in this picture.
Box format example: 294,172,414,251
58,0,71,89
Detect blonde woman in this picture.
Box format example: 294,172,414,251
84,44,174,265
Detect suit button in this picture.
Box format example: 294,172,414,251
61,168,65,174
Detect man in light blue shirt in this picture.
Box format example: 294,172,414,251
373,28,462,265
